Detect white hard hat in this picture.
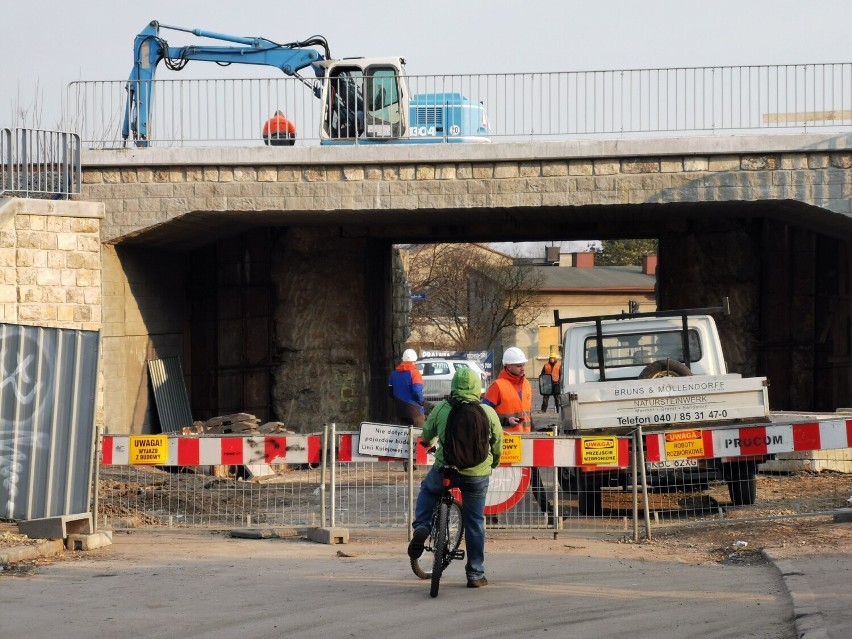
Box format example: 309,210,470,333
502,347,528,365
402,348,418,362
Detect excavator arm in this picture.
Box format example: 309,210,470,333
122,21,330,146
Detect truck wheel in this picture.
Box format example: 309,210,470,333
724,461,758,506
639,358,692,379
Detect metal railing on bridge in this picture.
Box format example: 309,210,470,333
66,61,852,148
1,128,81,199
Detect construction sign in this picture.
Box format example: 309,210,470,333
664,429,706,459
580,436,618,465
129,435,169,465
501,434,522,464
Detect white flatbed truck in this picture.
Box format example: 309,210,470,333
550,299,850,515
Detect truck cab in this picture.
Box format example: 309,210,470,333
561,315,727,386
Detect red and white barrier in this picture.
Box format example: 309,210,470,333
100,419,851,467
645,419,852,462
101,435,322,466
336,432,632,468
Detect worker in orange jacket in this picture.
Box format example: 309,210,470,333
539,353,562,413
482,346,532,432
262,110,296,146
482,347,552,524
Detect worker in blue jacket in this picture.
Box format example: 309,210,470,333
388,349,426,427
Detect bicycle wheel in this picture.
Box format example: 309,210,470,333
410,499,462,580
430,501,449,597
446,498,464,555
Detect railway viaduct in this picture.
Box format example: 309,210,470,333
12,132,852,434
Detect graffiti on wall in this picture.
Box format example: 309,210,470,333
0,323,99,521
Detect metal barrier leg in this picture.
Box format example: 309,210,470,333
407,425,415,540
92,425,103,534
320,423,328,527
330,423,337,529
636,425,652,541
552,466,560,535
632,430,639,542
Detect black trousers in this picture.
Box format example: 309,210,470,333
541,393,561,411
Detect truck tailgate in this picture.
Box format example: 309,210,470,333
563,374,769,432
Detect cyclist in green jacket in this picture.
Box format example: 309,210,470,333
407,367,503,588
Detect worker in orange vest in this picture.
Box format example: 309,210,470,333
539,352,562,413
262,110,296,146
482,347,532,432
482,347,552,524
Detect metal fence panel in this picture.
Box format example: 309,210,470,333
1,128,11,193
0,323,100,520
97,464,325,529
66,62,852,148
0,128,81,199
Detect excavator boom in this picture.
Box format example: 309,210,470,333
123,21,328,145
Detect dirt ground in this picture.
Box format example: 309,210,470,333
2,471,850,574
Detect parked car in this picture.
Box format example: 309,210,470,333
416,358,488,401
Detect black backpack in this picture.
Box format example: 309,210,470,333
442,397,491,470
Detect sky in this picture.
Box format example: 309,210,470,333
3,0,850,254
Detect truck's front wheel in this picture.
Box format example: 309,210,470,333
723,460,758,506
639,358,692,379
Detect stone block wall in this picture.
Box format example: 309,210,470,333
79,148,852,244
0,197,104,425
0,199,103,330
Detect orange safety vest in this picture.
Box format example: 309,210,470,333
543,360,561,381
486,374,532,432
262,114,296,136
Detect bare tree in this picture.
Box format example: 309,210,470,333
407,244,546,350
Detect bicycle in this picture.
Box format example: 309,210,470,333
410,465,465,598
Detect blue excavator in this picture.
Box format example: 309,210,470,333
122,21,490,147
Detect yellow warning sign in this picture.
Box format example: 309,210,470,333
129,435,168,465
501,435,522,464
580,436,618,465
664,429,705,459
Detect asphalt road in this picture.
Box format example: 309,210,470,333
1,529,804,639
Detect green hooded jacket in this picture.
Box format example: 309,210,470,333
420,367,503,476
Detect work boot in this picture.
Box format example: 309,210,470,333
541,402,547,412
467,577,488,588
407,527,429,559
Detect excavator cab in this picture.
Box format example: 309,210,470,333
319,58,407,142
